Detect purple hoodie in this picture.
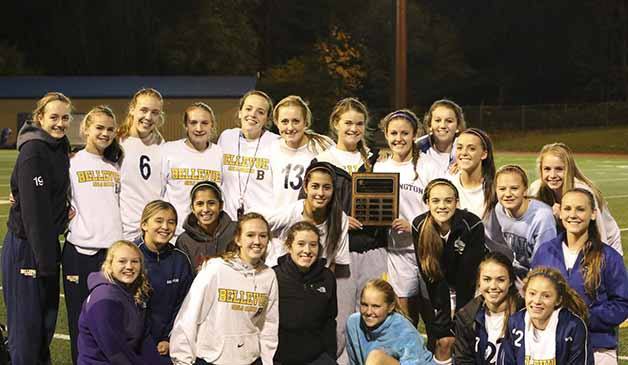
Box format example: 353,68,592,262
77,272,161,365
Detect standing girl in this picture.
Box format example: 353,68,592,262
269,95,333,212
418,99,467,177
529,142,623,255
498,267,592,365
345,279,434,365
531,188,628,364
77,241,162,364
373,109,432,321
273,221,337,365
175,180,236,271
118,88,166,240
3,92,72,364
135,200,193,364
218,90,279,219
169,213,278,365
454,252,523,365
412,178,487,364
161,102,223,235
485,165,557,283
64,105,124,364
451,128,496,220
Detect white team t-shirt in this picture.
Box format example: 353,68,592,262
422,146,451,179
373,157,430,250
315,146,364,174
218,128,279,220
120,136,164,240
450,172,485,219
524,309,559,364
268,139,321,213
67,149,122,254
265,199,350,268
161,139,223,235
562,243,580,271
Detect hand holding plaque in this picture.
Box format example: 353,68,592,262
351,173,399,226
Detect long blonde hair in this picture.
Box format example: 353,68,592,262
101,240,152,305
329,97,371,171
117,88,165,144
273,95,333,153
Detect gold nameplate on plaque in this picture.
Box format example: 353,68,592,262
352,172,399,226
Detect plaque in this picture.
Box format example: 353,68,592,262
351,172,399,226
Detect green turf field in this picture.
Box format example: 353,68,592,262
0,149,626,364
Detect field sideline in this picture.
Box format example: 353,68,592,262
0,150,625,364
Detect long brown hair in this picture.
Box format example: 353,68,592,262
237,90,274,129
117,88,164,144
101,240,152,305
458,128,495,219
422,98,466,145
329,97,372,172
361,279,409,318
80,105,124,164
380,109,423,180
560,188,604,299
523,266,589,322
535,143,606,210
220,212,272,263
477,252,521,336
417,178,459,282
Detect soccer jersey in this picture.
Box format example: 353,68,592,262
218,128,279,219
315,146,364,174
120,136,163,240
485,311,506,365
269,139,326,213
67,149,122,254
265,199,350,268
422,146,452,179
161,139,223,235
373,157,430,250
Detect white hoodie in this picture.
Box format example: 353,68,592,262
170,257,278,365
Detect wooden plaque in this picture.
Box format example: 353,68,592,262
351,172,399,226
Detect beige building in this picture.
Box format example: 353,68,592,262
0,76,256,146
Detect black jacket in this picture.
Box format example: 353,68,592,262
273,254,337,365
175,211,236,271
8,121,70,276
412,209,487,322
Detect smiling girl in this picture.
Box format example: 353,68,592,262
273,222,338,365
161,102,223,236
170,213,279,365
269,95,333,211
454,252,523,365
529,142,622,255
412,178,487,364
4,92,72,364
175,180,236,271
532,188,628,364
135,200,193,364
499,267,592,365
450,128,496,220
77,241,161,364
63,105,124,364
118,88,166,240
485,165,556,284
218,91,279,219
345,279,434,365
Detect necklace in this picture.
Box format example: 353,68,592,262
237,130,262,218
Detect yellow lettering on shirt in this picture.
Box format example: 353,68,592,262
76,170,120,187
217,288,269,312
223,154,270,171
169,168,221,183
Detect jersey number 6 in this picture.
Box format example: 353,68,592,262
139,155,151,180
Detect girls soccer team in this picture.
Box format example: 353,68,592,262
2,90,627,365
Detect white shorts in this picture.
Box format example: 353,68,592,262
594,349,617,365
387,248,419,297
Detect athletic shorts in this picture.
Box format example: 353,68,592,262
387,248,419,297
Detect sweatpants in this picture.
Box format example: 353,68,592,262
62,242,107,365
1,231,59,365
336,248,387,365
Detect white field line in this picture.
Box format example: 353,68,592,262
595,177,628,182
621,228,628,232
607,194,628,199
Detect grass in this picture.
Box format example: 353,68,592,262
0,149,626,364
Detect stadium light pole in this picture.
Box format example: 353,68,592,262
394,0,407,109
